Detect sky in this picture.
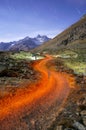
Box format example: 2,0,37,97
0,0,86,42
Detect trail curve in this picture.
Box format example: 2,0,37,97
0,56,74,130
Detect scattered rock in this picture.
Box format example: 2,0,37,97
64,128,74,130
83,117,86,126
81,110,86,116
0,65,6,72
55,125,63,130
73,121,86,130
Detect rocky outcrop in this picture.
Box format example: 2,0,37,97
48,84,86,130
59,17,86,46
73,122,86,130
0,52,38,79
52,15,86,48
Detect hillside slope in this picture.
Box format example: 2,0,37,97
33,15,86,54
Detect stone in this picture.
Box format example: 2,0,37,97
81,110,86,116
73,121,86,130
9,63,13,68
0,65,6,72
77,97,86,108
83,117,86,126
55,125,63,130
64,128,74,130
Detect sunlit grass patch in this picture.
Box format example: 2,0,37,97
65,61,86,75
10,51,32,60
57,49,86,75
10,51,44,60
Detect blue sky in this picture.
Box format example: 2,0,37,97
0,0,86,42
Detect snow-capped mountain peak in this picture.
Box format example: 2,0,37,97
33,35,51,45
23,36,30,40
0,35,51,51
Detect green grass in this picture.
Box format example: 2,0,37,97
65,61,86,75
10,51,32,60
57,49,86,75
10,51,44,60
57,50,78,58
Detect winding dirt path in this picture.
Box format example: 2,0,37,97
0,56,75,130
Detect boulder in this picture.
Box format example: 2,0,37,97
83,117,86,126
64,128,74,130
81,110,86,116
0,65,6,72
73,121,86,130
55,125,63,130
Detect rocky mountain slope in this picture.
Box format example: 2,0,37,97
0,35,51,51
0,42,15,51
33,15,86,54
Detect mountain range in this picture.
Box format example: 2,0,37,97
1,15,86,53
0,35,51,51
